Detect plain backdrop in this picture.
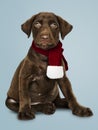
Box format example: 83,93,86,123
0,0,98,130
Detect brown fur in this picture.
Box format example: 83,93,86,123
5,12,93,120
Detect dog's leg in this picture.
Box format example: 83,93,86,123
53,94,69,109
18,77,35,120
17,59,36,120
5,97,19,112
58,76,93,117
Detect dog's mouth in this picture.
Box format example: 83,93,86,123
39,38,51,44
35,39,56,50
36,42,55,50
34,33,58,50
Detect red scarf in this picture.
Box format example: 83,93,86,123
32,41,68,71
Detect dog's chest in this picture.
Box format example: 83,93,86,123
29,76,58,103
28,51,58,103
29,66,58,102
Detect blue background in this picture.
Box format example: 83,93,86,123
0,0,98,130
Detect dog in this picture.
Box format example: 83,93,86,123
5,12,93,120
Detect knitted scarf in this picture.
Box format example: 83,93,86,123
32,40,68,79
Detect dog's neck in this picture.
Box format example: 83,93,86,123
32,40,63,57
32,41,55,56
31,40,68,71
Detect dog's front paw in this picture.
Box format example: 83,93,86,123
42,102,56,115
72,106,93,117
18,105,35,120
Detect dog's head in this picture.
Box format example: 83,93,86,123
21,12,73,50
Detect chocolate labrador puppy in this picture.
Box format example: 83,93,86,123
5,12,93,120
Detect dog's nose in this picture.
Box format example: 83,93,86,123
40,27,50,39
41,34,49,39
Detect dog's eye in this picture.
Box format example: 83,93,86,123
50,23,58,29
34,22,42,29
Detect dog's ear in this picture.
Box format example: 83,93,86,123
21,15,37,38
56,15,73,39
